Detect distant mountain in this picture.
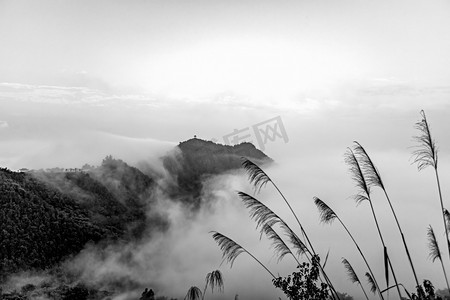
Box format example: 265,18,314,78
37,156,168,239
0,139,271,280
163,138,272,208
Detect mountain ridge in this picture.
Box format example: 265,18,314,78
163,138,272,208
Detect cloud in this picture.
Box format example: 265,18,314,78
333,79,450,112
3,131,176,170
61,170,286,300
0,82,163,107
0,120,8,129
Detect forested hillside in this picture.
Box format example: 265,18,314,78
37,156,167,240
0,139,272,299
0,168,106,276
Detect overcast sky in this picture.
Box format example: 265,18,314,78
1,0,450,299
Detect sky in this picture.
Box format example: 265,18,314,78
1,0,450,299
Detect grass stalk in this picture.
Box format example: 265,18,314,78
427,225,450,292
315,197,384,300
412,110,450,262
242,159,317,254
354,141,420,287
202,270,224,300
211,231,276,279
342,257,370,300
346,148,403,299
242,158,340,300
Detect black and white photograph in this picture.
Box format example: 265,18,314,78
1,1,450,299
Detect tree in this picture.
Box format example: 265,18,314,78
272,255,330,300
412,280,443,300
140,288,155,300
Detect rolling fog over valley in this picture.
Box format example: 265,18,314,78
2,1,450,300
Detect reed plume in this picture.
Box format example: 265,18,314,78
342,258,369,300
237,189,338,298
314,197,383,299
412,110,438,171
202,270,224,300
261,223,300,265
210,231,275,278
258,214,331,295
238,191,310,257
354,141,420,287
445,209,450,232
241,158,339,300
345,148,371,205
412,110,450,261
241,158,316,254
428,225,442,262
366,272,378,294
205,270,223,293
280,221,309,258
314,197,337,224
353,141,383,188
345,148,402,299
427,225,450,291
242,158,271,193
185,286,202,300
238,191,331,293
238,191,284,234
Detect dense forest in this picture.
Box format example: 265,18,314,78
0,138,271,299
0,167,107,275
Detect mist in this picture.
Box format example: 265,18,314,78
61,170,284,299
